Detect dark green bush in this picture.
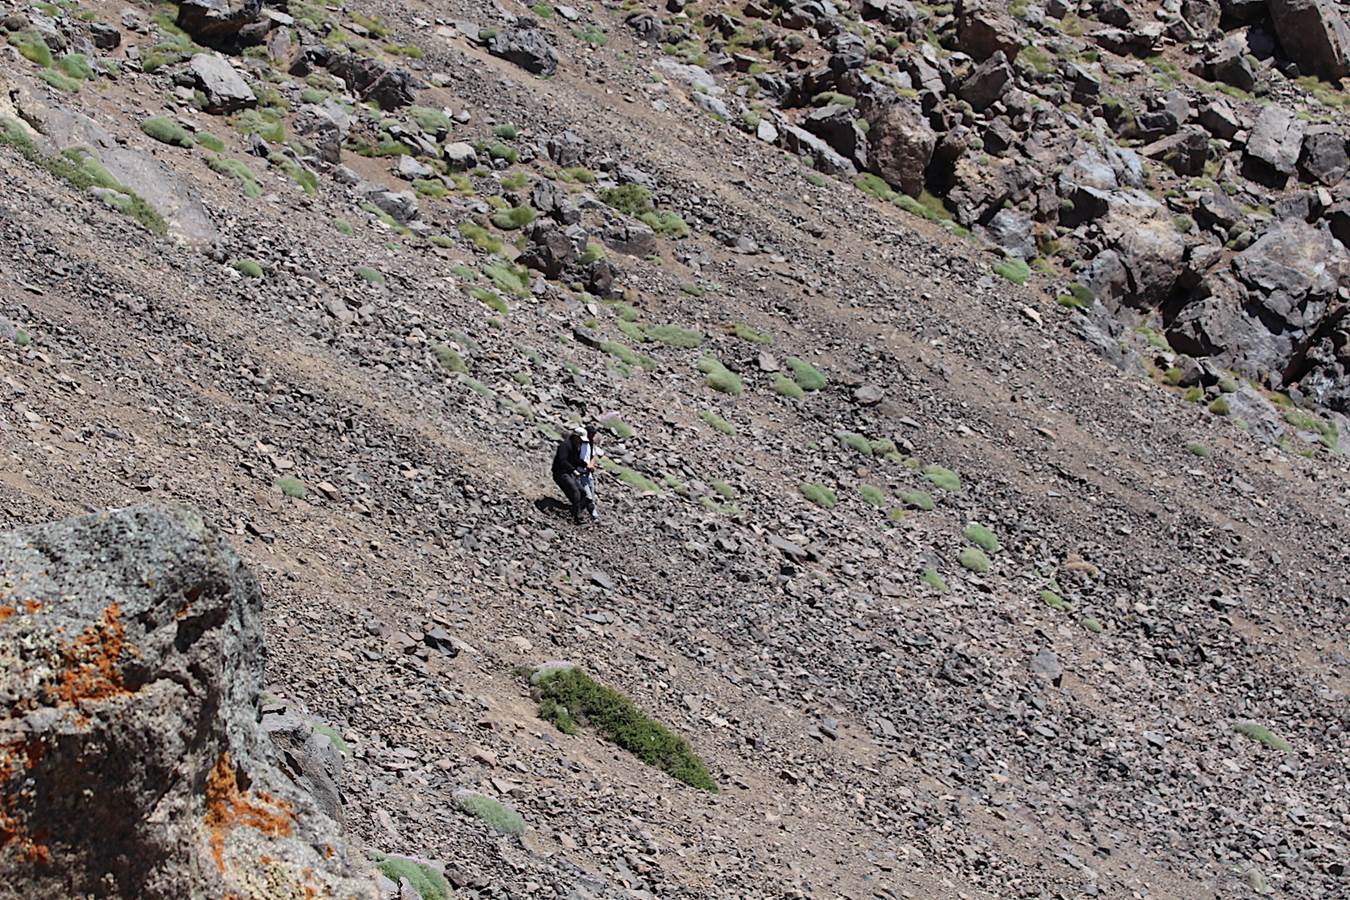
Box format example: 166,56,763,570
600,183,654,216
533,666,717,791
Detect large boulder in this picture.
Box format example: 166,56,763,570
326,52,416,110
948,155,1036,226
1285,306,1350,411
1166,274,1295,379
360,185,419,224
602,221,659,256
0,506,371,897
1269,0,1350,80
1221,0,1270,23
1101,193,1185,307
1300,125,1348,185
1056,143,1144,226
954,0,1023,61
487,26,559,76
1233,219,1349,330
176,0,262,42
983,207,1035,259
1181,0,1221,34
1139,126,1210,176
1198,98,1242,140
779,122,857,175
1244,104,1306,185
519,220,579,277
959,51,1013,112
866,101,934,196
189,53,256,114
296,102,349,164
803,104,868,169
1209,43,1258,91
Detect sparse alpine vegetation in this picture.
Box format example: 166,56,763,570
454,790,526,835
957,547,990,574
531,666,717,791
922,464,962,491
141,117,195,148
275,476,306,498
697,356,743,395
376,857,450,900
1232,722,1293,752
786,357,826,392
799,483,837,509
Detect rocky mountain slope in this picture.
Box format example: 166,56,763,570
1,0,1348,897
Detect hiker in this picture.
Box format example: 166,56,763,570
552,425,595,524
578,424,600,522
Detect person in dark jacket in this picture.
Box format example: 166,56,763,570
552,425,593,524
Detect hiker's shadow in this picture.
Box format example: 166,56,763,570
533,496,572,518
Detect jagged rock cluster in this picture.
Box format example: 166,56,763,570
630,0,1350,411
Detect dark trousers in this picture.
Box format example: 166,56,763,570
553,470,588,520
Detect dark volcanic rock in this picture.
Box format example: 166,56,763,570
959,51,1013,112
1140,127,1209,176
0,506,369,898
189,53,257,114
1269,0,1350,80
488,26,559,76
1167,274,1292,376
1244,104,1306,185
176,0,261,42
520,220,579,277
780,123,857,176
1181,0,1221,33
1233,219,1348,329
1206,38,1258,91
1221,0,1269,24
804,104,869,169
983,207,1035,259
1300,126,1348,186
866,101,935,196
955,0,1022,61
326,52,416,110
1286,306,1350,410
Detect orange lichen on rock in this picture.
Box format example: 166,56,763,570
52,602,131,706
0,738,50,864
0,600,42,624
204,752,294,873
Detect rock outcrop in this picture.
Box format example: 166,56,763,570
1269,0,1350,80
0,506,372,899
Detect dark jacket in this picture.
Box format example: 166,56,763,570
552,438,585,477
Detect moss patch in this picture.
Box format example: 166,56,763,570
921,464,961,491
962,523,1000,553
533,666,717,791
141,116,195,148
786,356,826,391
700,410,736,435
455,791,526,835
697,356,743,395
957,547,990,574
1232,722,1292,752
375,858,449,900
799,483,838,509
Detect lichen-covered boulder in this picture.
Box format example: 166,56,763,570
0,506,373,899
